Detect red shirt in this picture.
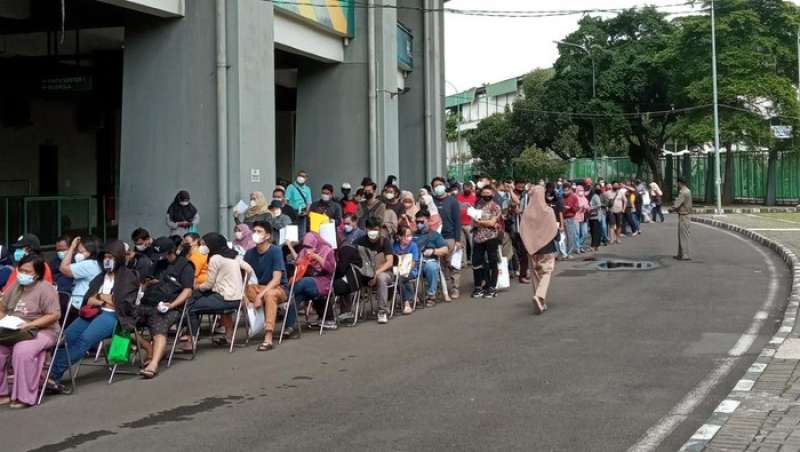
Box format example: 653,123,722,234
456,192,477,226
563,193,580,219
341,199,359,216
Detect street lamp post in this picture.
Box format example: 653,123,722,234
554,39,598,178
446,80,463,181
710,0,723,214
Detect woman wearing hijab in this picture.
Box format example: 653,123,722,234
286,232,336,330
649,181,664,223
166,190,199,236
398,191,419,230
235,191,271,227
185,233,253,349
588,185,604,252
233,223,257,255
520,185,559,315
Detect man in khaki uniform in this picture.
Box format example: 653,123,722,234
669,177,692,260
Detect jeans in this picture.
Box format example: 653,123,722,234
511,232,529,279
188,292,240,336
599,211,609,244
589,219,602,248
472,238,500,289
624,211,639,234
51,310,118,382
564,218,579,256
421,259,440,297
652,204,664,222
399,277,414,301
578,221,589,250
291,277,318,327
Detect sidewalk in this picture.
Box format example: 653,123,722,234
691,206,799,215
682,213,800,451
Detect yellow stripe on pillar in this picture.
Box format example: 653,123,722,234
325,0,348,34
297,2,318,21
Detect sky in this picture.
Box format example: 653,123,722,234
443,0,706,94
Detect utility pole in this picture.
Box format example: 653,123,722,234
711,0,723,214
797,25,800,103
446,80,463,181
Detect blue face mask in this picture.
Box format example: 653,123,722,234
17,272,35,286
13,249,26,263
57,251,66,260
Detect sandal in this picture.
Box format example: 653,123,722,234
9,401,30,409
257,341,274,352
533,297,545,315
212,336,231,347
0,396,10,405
139,368,158,379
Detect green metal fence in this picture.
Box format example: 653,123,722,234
0,195,105,249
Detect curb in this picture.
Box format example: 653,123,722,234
691,206,799,215
679,217,800,451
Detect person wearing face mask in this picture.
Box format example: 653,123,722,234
392,225,420,315
471,186,502,299
310,184,343,225
0,253,61,408
235,191,271,228
357,181,386,230
271,187,299,223
50,235,74,295
430,177,463,300
47,241,140,394
456,182,477,266
183,233,209,286
354,217,395,324
413,211,449,307
286,170,313,237
267,200,293,232
57,236,103,326
340,183,359,216
0,245,13,289
2,234,54,295
338,213,365,245
232,223,257,255
382,185,403,218
135,237,195,378
166,190,199,236
131,228,156,260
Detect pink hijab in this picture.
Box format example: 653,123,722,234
520,185,559,255
298,232,334,272
576,186,589,222
233,223,256,251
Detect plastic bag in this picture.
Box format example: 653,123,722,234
450,248,463,270
496,246,511,290
107,328,132,365
246,303,265,339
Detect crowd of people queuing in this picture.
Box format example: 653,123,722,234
0,170,670,407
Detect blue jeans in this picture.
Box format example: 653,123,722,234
399,277,414,301
564,218,579,256
421,259,440,297
51,310,117,381
599,211,609,243
188,292,240,336
578,221,589,250
291,277,318,327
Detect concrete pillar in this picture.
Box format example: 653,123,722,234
398,0,427,189
119,1,218,236
226,0,276,215
375,0,400,184
423,0,446,181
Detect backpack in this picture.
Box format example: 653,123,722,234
352,245,377,279
140,258,192,307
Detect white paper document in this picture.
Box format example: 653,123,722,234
279,225,299,245
319,222,338,249
234,200,249,216
0,315,26,330
467,207,483,221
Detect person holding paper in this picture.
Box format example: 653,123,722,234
286,232,336,330
413,211,449,307
286,170,313,237
267,200,292,233
0,254,60,408
166,190,199,236
235,191,271,228
310,184,343,225
392,225,419,315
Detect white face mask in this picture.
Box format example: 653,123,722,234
135,244,147,252
321,194,332,202
74,253,86,263
271,209,282,218
384,192,395,201
433,185,446,197
252,233,265,245
234,231,244,240
367,230,380,240
476,181,486,189
198,245,210,256
296,176,306,185
344,224,354,233
179,201,190,206
103,258,115,272
250,200,256,208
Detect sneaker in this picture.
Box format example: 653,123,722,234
519,277,531,284
403,301,413,315
471,288,484,299
483,288,497,298
632,231,641,237
377,311,388,324
338,311,355,321
425,298,436,308
451,289,460,300
322,320,338,330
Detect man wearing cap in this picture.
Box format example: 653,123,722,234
267,200,292,232
136,236,195,378
669,177,692,261
1,234,54,294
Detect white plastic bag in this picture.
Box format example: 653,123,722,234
246,303,265,339
450,248,463,270
496,246,511,290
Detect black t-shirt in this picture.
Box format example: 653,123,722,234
546,194,564,221
354,235,393,256
159,256,195,291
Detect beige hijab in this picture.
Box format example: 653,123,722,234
520,185,559,255
245,191,270,218
400,190,419,218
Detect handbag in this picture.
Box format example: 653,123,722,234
396,253,414,278
0,327,37,346
79,304,102,320
107,327,132,365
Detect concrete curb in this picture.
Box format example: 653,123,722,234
691,206,799,215
679,217,800,451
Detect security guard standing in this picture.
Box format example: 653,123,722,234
669,177,692,260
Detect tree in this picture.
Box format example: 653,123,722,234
446,112,461,143
466,112,525,179
512,147,568,182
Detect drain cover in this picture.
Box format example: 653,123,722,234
590,259,658,271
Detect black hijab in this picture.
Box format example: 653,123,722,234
167,190,198,223
202,233,238,260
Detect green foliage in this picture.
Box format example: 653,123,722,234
466,112,525,179
446,112,461,143
512,147,568,182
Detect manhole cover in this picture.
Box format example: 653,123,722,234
589,259,659,271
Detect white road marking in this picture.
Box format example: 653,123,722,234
690,424,722,441
627,223,781,452
733,379,755,391
744,213,800,225
748,228,800,232
714,399,740,414
748,363,767,373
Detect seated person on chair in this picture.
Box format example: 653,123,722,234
182,232,209,286
354,216,395,325
285,232,336,333
244,222,290,351
0,254,60,408
48,241,139,394
135,237,194,379
413,210,449,307
58,236,103,326
51,235,74,295
392,225,420,316
185,233,252,350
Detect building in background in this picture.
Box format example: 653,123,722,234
0,0,446,246
445,75,523,180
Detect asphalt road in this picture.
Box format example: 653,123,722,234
0,217,790,452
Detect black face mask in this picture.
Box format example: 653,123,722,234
364,192,374,200
481,195,493,202
342,189,351,196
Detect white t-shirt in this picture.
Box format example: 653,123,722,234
99,273,116,312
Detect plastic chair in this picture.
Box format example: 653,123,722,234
36,300,75,405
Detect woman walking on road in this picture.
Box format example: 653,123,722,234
520,185,559,315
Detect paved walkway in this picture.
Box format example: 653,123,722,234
683,214,800,451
